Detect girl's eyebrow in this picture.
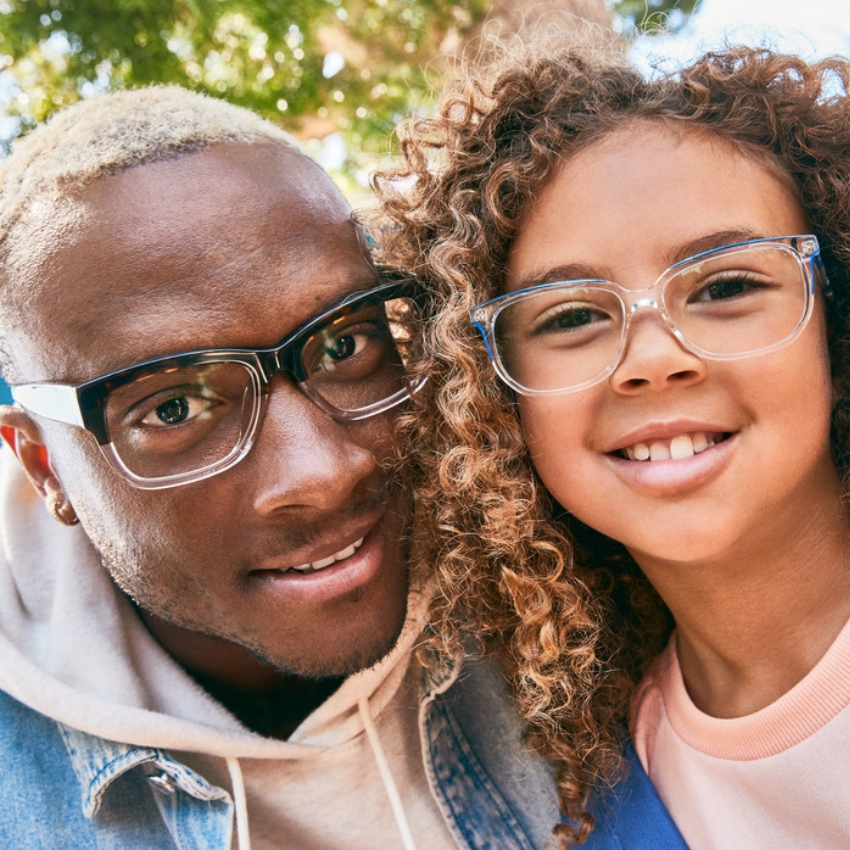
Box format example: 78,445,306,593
511,263,603,291
509,228,768,291
667,228,765,266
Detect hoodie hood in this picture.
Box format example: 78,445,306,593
0,448,433,761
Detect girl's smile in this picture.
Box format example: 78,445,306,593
614,430,728,462
604,423,737,496
376,41,850,839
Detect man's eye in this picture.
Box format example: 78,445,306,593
327,333,360,361
303,317,392,378
154,397,188,425
321,327,379,365
140,394,212,427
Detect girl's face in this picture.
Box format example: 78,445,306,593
505,123,839,566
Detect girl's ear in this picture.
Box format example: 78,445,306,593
0,405,78,526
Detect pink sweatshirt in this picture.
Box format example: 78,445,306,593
631,617,850,849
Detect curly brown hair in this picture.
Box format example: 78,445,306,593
373,39,850,846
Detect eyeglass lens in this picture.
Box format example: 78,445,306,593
493,244,810,392
102,294,416,480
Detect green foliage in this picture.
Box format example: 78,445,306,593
613,0,700,36
0,0,697,187
0,1,485,148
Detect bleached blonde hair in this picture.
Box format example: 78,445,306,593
0,85,303,378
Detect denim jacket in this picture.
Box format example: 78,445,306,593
0,452,570,849
0,654,562,850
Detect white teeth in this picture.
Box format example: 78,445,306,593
670,434,694,459
649,441,671,461
336,543,357,560
623,431,720,462
312,554,338,569
634,442,650,461
291,537,364,573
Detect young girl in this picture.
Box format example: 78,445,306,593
375,42,850,848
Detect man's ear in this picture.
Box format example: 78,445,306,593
0,405,79,526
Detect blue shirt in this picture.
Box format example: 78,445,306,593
583,742,689,850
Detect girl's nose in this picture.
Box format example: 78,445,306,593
609,310,708,394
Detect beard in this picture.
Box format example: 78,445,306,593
75,493,412,682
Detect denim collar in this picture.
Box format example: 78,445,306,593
58,723,230,817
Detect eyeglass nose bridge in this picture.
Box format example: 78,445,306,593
627,296,660,314
257,345,306,390
624,293,680,330
618,292,696,359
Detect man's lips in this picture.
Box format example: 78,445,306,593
250,520,377,576
288,536,364,573
245,519,389,604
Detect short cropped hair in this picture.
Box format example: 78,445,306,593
0,85,301,378
375,42,850,845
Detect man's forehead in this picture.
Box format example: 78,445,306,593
7,143,374,382
17,139,341,232
7,142,348,287
80,141,348,231
4,191,89,301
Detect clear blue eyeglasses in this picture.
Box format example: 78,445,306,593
12,278,423,489
470,235,825,395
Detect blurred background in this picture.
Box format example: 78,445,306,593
0,0,846,403
1,0,847,199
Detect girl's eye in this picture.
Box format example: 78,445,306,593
691,275,764,303
553,307,598,329
140,393,214,427
533,303,609,335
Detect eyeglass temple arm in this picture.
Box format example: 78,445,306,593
469,315,497,364
10,384,85,428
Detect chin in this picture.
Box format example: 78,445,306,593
267,625,407,680
626,533,735,567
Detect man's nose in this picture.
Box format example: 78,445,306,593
609,306,708,394
249,379,381,516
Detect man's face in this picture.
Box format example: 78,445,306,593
10,143,410,681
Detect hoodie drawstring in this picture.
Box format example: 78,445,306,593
226,756,252,850
357,696,418,850
223,698,417,850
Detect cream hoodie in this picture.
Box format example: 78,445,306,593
0,448,461,850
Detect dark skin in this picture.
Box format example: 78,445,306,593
0,142,411,736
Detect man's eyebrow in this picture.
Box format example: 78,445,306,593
510,229,768,291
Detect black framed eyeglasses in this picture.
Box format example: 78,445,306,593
12,278,423,489
470,235,825,395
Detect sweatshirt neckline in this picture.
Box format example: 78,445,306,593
661,613,850,760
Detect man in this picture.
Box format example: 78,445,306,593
0,86,558,849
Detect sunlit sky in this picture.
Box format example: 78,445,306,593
319,0,850,179
630,0,850,65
